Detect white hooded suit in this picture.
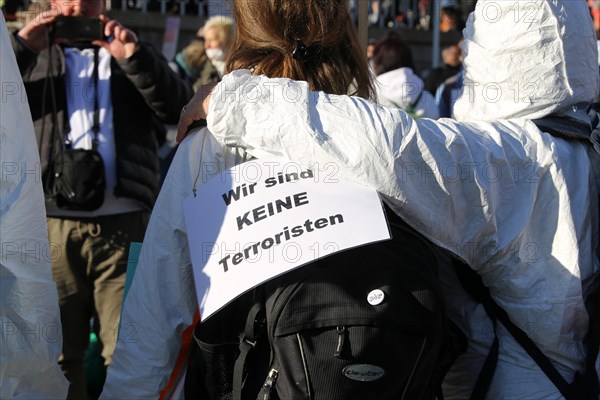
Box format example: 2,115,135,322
375,67,440,119
103,1,599,399
0,14,69,399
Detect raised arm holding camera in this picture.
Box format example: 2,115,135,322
10,0,193,398
15,0,136,58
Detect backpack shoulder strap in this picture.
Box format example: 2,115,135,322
532,105,600,398
232,288,266,400
531,102,600,156
451,259,578,399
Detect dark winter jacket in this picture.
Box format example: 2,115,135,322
10,34,193,210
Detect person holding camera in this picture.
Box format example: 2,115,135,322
10,0,193,398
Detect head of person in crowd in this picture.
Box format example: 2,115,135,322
174,38,209,82
366,38,377,60
423,40,462,94
226,0,374,99
201,15,234,76
50,0,104,17
441,44,462,69
440,0,463,33
371,35,439,118
370,34,415,76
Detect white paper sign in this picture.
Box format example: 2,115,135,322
183,159,391,320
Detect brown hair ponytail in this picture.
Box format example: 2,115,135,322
226,0,374,100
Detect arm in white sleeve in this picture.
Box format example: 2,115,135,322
101,130,249,398
206,71,568,268
208,71,589,272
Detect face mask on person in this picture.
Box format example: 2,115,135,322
205,47,225,61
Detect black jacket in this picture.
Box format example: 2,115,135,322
11,34,193,210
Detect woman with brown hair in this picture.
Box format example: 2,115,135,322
100,1,445,399
225,0,373,99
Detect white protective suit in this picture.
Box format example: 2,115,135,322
102,1,599,399
375,67,440,119
0,14,69,399
102,134,250,399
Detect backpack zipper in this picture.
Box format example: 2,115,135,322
334,326,347,358
268,279,312,400
400,337,427,400
296,333,313,400
260,368,279,400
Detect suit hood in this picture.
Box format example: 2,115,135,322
375,67,425,108
454,0,599,122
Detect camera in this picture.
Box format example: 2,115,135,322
51,16,104,44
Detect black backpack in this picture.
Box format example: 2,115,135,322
184,204,466,400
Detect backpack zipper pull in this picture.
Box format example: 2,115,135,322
334,326,346,358
260,368,279,400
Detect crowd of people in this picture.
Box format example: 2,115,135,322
1,0,599,399
2,0,473,31
363,32,465,120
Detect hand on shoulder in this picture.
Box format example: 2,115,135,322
177,83,216,142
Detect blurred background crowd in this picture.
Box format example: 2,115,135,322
4,0,599,89
2,0,471,70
